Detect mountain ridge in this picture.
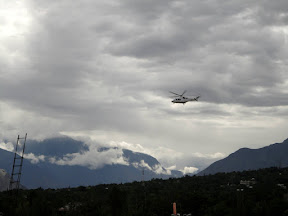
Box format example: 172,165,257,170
198,138,288,175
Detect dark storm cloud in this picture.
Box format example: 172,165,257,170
1,0,288,166
1,0,287,110
95,0,288,108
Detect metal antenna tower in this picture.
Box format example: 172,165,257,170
9,133,27,191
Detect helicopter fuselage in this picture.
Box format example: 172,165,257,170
172,96,200,104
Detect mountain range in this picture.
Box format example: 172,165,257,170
0,137,182,189
2,136,288,189
199,138,288,175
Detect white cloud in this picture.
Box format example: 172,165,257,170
109,141,146,153
166,165,177,170
191,152,226,159
181,166,199,175
0,141,14,152
24,153,45,164
152,163,171,175
132,160,152,170
48,145,128,169
132,159,171,175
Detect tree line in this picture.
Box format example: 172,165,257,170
1,167,288,216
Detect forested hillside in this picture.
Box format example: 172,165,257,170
1,167,288,216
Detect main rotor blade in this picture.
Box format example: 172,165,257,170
169,91,182,96
181,90,187,96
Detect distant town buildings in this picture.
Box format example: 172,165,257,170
240,178,256,188
277,184,287,189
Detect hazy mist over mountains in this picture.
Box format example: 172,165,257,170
1,136,288,189
1,136,221,175
0,136,184,189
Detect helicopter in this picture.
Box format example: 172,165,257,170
170,90,200,104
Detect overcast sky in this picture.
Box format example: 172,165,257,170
1,0,288,171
